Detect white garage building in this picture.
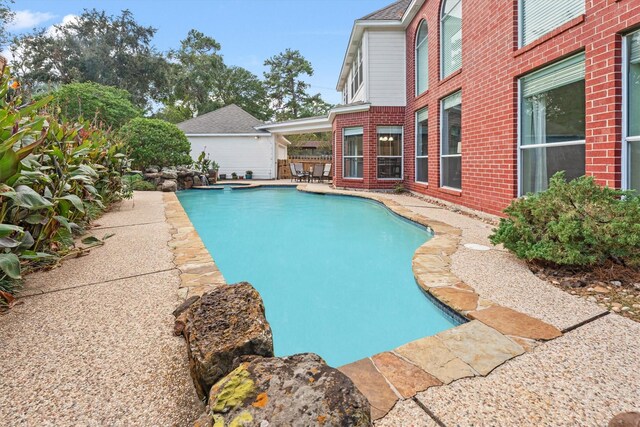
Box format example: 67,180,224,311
177,104,289,180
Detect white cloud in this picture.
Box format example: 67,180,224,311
7,10,56,31
45,14,78,38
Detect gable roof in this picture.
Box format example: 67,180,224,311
176,104,269,135
360,0,412,21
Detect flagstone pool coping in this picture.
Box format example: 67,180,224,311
163,184,565,422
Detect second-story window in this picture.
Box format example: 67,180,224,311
416,20,428,95
350,46,363,98
441,0,462,79
520,0,584,47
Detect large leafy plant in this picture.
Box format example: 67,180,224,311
0,64,130,305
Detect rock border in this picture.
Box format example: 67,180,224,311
164,185,564,421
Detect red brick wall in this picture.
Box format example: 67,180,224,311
332,107,406,189
395,0,640,216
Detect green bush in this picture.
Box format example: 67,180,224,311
122,174,156,191
118,118,192,169
490,172,640,267
47,82,141,129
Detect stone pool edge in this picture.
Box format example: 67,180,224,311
163,186,564,422
296,184,564,421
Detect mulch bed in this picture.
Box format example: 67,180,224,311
529,261,640,323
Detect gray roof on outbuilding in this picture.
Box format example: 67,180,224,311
176,104,268,135
360,0,411,20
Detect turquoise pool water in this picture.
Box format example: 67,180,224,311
177,188,458,366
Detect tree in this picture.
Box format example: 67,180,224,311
164,29,223,118
263,49,331,121
47,82,141,129
10,9,167,108
214,66,272,121
118,118,192,168
0,0,14,50
160,30,272,122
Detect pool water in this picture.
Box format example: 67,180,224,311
177,188,458,366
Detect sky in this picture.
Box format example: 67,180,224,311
8,0,395,104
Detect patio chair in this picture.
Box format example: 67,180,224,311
321,163,332,182
289,162,306,182
311,163,323,182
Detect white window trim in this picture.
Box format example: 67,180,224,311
343,127,364,180
623,33,630,190
415,110,428,184
440,0,462,80
440,92,462,190
377,126,404,180
415,20,428,96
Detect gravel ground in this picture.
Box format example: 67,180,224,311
375,399,438,427
416,314,640,426
0,192,203,426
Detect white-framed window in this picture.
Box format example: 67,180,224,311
377,126,403,179
519,52,585,195
519,0,584,47
416,20,429,95
343,127,363,179
441,0,462,79
624,30,640,192
416,108,428,183
350,46,363,98
441,91,462,189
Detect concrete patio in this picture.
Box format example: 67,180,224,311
1,186,638,426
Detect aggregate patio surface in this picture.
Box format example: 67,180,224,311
1,185,638,426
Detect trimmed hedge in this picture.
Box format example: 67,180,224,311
118,118,192,169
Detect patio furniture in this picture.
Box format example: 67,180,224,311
289,163,306,182
321,163,332,182
311,163,323,182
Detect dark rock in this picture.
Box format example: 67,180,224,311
193,176,202,186
173,295,200,318
161,180,178,192
609,412,640,427
205,353,371,427
145,166,159,173
184,283,274,399
144,172,161,179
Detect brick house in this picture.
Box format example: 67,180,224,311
260,0,640,216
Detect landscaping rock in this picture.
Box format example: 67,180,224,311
162,170,178,180
609,412,640,427
184,283,274,399
161,180,178,192
205,353,371,426
193,175,202,186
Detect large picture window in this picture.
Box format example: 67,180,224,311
625,30,640,192
519,53,585,195
377,126,403,179
416,109,428,183
441,92,462,189
441,0,462,79
520,0,584,47
343,127,363,179
416,21,428,95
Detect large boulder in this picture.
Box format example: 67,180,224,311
162,169,178,180
184,283,274,399
203,353,371,426
161,180,178,192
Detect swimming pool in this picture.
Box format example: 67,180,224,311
177,188,458,366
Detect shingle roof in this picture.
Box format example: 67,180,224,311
176,104,268,134
360,0,412,20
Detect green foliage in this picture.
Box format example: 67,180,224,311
194,150,211,175
0,64,130,303
122,174,156,191
490,172,640,267
118,117,191,168
0,0,14,49
11,9,167,108
47,82,141,129
263,48,332,121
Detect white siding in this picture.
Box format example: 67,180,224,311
367,30,406,106
187,135,276,179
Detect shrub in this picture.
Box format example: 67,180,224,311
122,174,156,191
47,82,141,129
118,118,192,169
490,172,640,267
